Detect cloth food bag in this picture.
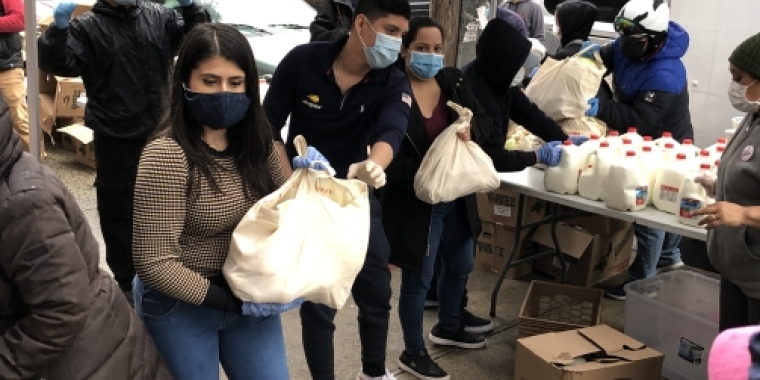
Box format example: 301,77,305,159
525,45,607,120
413,101,501,204
224,135,370,309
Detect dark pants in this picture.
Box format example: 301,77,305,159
720,277,760,332
95,134,145,292
300,195,392,379
428,255,470,312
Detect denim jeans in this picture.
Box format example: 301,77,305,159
398,200,475,353
300,194,392,379
133,277,289,380
629,224,682,280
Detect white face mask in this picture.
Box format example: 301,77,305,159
552,23,560,37
729,80,760,114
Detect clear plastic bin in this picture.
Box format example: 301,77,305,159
624,271,719,380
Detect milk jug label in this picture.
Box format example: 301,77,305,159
679,198,702,218
659,185,679,203
635,186,648,206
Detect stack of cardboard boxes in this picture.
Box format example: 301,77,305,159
475,189,635,287
37,2,95,168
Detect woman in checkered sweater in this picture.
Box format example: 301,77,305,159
131,24,289,379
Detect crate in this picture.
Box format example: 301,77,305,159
517,281,604,338
624,271,719,380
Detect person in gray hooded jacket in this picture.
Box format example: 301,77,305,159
691,31,760,332
309,0,357,42
500,0,545,42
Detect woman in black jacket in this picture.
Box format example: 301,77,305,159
551,0,598,60
381,17,539,380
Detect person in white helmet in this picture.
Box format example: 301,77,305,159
582,0,693,300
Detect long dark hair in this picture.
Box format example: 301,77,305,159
155,24,276,201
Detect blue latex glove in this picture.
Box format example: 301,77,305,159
537,141,562,167
579,41,601,59
53,2,77,29
292,146,333,172
242,298,304,317
177,0,194,6
568,136,589,146
586,98,599,117
528,65,540,79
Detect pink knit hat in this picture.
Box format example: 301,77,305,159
709,326,760,380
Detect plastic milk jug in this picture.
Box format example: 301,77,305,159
620,138,634,157
679,139,700,160
605,150,649,211
622,127,644,150
697,150,713,170
579,142,615,201
653,153,690,214
678,164,715,226
640,146,659,204
604,130,622,155
579,134,601,156
655,131,678,148
641,136,655,152
706,138,727,157
545,140,585,194
662,142,678,163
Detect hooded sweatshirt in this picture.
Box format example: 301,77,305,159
553,0,597,60
309,0,355,42
462,18,567,172
501,0,545,42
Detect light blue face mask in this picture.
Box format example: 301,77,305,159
408,52,444,80
358,17,402,69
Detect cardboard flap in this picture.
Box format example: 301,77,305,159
58,124,94,145
578,325,647,354
532,223,595,260
521,330,603,365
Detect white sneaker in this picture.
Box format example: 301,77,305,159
356,369,397,380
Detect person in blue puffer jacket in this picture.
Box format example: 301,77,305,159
583,0,694,300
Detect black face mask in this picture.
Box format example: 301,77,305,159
184,88,251,130
620,36,648,61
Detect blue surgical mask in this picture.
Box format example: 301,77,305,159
408,52,444,80
358,17,402,69
184,88,251,130
114,0,136,5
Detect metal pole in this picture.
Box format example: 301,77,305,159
25,0,41,160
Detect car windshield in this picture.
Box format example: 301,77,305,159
161,0,314,32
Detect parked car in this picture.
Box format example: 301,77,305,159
163,0,316,75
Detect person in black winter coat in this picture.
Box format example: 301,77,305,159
551,0,598,60
309,0,357,42
461,17,578,172
38,0,208,299
380,17,494,380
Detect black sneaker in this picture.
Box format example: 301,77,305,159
604,283,627,301
462,309,493,333
398,350,449,380
429,324,486,349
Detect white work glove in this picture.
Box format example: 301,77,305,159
695,173,717,198
347,159,386,189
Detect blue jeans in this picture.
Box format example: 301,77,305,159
629,224,682,280
398,200,474,353
133,277,289,380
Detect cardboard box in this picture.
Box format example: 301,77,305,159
54,77,86,118
515,325,664,380
38,94,56,135
476,189,546,227
556,205,629,236
533,222,635,287
518,281,603,338
475,222,532,279
58,124,95,168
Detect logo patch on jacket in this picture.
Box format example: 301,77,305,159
401,93,412,108
645,92,656,103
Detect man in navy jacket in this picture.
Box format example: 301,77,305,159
264,0,411,378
